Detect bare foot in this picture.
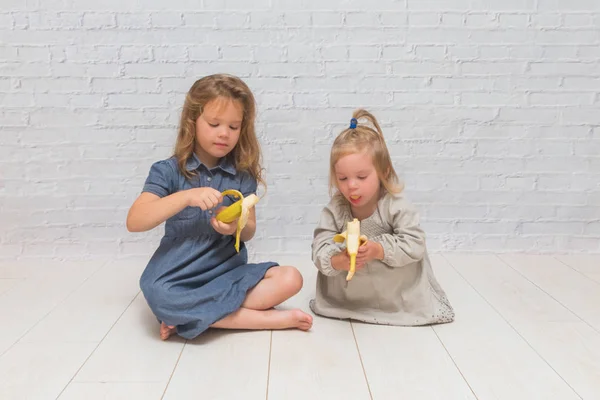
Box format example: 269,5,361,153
210,307,314,331
160,322,176,340
277,309,313,331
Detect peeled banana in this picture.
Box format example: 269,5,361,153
333,218,368,281
215,189,260,252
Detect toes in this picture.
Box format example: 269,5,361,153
159,323,176,340
301,313,313,323
299,322,312,331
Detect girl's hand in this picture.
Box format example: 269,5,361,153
331,251,351,271
210,206,238,236
187,187,223,210
356,241,384,266
331,251,369,272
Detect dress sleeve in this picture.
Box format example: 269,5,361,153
311,200,344,277
370,195,426,268
142,160,175,198
238,171,258,197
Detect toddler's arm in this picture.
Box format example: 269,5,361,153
371,196,426,268
311,204,345,277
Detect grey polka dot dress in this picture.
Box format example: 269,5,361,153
311,193,454,326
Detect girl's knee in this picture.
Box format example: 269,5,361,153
140,280,168,309
278,266,303,295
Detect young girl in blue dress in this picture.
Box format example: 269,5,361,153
127,74,313,340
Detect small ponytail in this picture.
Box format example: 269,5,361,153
329,109,403,197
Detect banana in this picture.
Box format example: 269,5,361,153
215,190,244,223
215,189,260,252
333,218,368,281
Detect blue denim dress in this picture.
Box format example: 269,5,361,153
139,154,277,339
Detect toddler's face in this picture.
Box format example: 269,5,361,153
334,151,381,216
195,97,243,168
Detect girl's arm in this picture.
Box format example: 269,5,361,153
126,191,190,232
128,187,224,232
128,159,185,232
312,204,345,277
371,195,426,268
127,160,222,232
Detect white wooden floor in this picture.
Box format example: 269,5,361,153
0,254,599,400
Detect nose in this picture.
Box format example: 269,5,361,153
217,127,229,138
348,179,359,189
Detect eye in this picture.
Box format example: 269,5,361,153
230,126,240,130
338,177,347,181
358,176,367,180
208,123,218,128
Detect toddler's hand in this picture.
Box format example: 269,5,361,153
356,241,384,266
332,251,367,272
210,206,238,236
187,187,223,211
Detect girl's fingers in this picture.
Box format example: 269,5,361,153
209,193,221,206
204,197,216,209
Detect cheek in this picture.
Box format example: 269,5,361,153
196,124,207,137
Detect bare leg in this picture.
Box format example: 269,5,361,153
162,265,313,338
212,265,313,331
241,266,303,310
211,308,312,331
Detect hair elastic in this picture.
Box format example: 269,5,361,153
349,118,357,129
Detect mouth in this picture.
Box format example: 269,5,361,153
214,143,228,148
349,195,361,204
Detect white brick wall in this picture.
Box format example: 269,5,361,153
1,0,599,261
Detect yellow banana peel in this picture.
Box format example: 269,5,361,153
215,189,260,252
334,218,368,281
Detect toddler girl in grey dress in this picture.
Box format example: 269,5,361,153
311,109,454,326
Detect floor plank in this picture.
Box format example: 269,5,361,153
431,255,580,400
21,261,144,343
0,263,101,355
268,266,372,400
73,294,185,383
2,254,598,399
500,254,600,332
446,254,600,399
0,342,96,400
0,278,21,297
554,255,600,284
163,330,270,400
269,319,372,400
353,322,476,400
59,382,165,400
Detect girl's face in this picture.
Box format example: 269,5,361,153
334,150,382,218
195,97,243,168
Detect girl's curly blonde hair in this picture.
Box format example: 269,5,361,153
174,74,264,188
